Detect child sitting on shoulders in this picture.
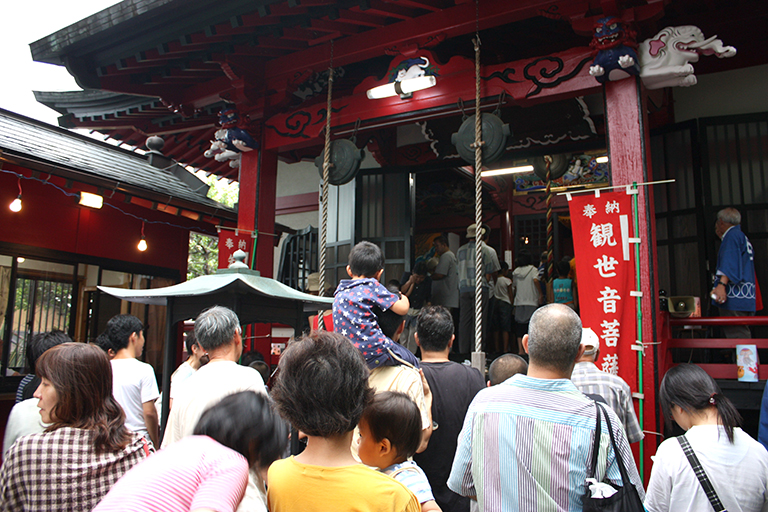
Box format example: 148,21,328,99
334,241,420,369
358,391,441,512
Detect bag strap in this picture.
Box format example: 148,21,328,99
595,403,634,490
587,401,601,479
677,436,727,512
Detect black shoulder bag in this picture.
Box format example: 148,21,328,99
582,402,644,512
677,435,728,512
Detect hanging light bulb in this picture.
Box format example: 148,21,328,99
137,221,148,251
9,177,22,212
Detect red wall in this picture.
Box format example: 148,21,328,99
0,164,206,275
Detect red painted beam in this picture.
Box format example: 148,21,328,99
265,0,568,78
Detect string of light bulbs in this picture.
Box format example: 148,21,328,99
2,168,222,252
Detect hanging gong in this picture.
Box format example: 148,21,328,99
532,154,570,180
315,138,365,185
451,113,511,165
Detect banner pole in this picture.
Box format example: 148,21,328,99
631,181,645,477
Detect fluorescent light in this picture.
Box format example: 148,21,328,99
78,192,104,209
367,76,437,100
596,156,608,163
481,165,534,177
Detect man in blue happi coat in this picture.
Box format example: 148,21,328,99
711,207,756,338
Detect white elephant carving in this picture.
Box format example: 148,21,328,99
638,26,736,90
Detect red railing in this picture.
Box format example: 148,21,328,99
666,316,768,379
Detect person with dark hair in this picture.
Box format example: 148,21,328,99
645,364,768,512
0,343,151,510
107,314,160,447
487,354,528,386
548,259,578,310
4,331,71,454
94,391,288,512
333,241,420,369
413,306,484,512
711,207,757,338
163,306,267,512
93,331,116,359
17,330,72,402
431,235,459,321
155,330,209,422
457,224,501,354
400,261,432,354
358,392,440,512
268,331,420,512
449,304,644,510
511,249,540,354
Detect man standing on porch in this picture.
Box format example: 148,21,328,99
711,207,756,338
456,224,500,355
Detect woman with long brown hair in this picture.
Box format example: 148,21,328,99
0,342,151,511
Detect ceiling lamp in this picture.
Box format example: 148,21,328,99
137,221,148,252
366,76,437,100
9,177,22,212
78,191,104,209
481,165,534,177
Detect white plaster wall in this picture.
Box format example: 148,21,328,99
673,64,768,122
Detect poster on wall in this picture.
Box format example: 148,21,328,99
218,232,253,269
568,190,638,388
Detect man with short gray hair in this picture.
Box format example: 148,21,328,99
162,306,267,511
487,354,528,386
449,304,644,511
712,207,756,338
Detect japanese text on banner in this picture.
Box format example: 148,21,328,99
568,191,637,388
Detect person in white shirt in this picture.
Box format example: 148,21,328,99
107,315,160,447
162,305,267,512
492,262,514,353
155,330,209,422
645,364,768,512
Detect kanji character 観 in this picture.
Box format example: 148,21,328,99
590,223,617,248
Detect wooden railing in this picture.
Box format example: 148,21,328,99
667,316,768,379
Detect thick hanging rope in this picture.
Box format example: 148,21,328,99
545,156,554,284
318,41,334,330
472,29,484,354
319,41,333,296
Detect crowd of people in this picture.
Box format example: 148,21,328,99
2,233,768,512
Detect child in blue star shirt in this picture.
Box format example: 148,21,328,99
333,241,420,369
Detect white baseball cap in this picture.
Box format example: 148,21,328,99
581,328,599,355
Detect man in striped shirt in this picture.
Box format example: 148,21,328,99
448,304,645,511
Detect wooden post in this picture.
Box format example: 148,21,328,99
604,76,660,483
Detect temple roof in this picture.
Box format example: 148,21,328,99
0,108,236,221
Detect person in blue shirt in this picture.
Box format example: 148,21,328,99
711,207,756,338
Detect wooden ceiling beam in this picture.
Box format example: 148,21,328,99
357,0,418,20
266,0,563,77
309,18,361,35
383,0,447,13
258,35,309,50
335,8,390,27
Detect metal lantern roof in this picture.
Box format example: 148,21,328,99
98,252,332,327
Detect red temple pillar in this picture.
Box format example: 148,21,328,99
238,148,278,277
604,76,660,483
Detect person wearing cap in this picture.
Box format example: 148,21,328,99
570,328,644,443
456,223,500,355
